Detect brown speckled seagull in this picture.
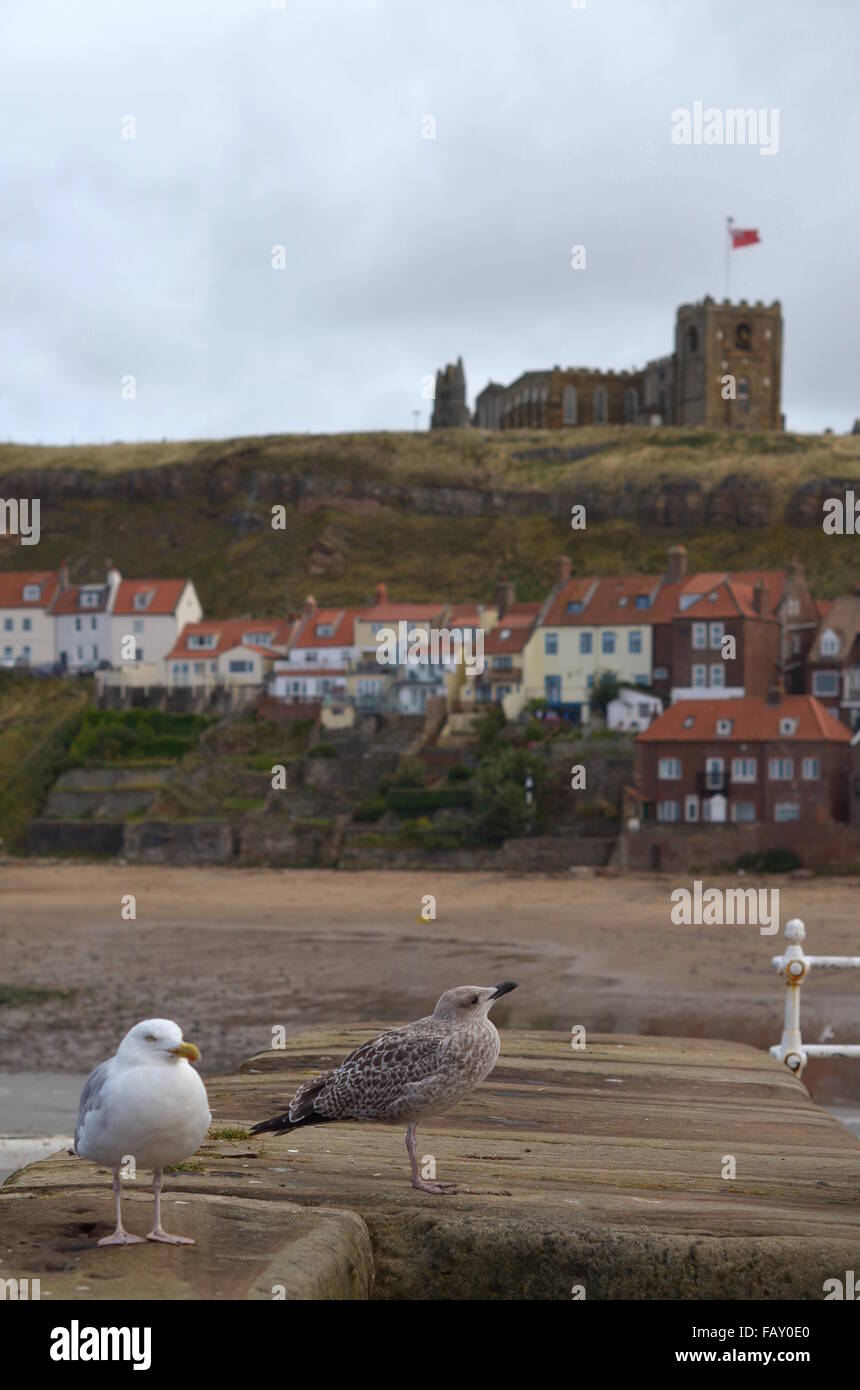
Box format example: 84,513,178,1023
250,983,517,1194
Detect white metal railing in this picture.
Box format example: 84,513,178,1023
769,918,860,1074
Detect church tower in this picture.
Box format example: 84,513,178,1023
430,357,471,429
674,297,783,430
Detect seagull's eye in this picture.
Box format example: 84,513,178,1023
470,995,479,1006
144,1034,157,1043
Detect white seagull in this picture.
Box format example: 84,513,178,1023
251,982,517,1194
75,1018,211,1246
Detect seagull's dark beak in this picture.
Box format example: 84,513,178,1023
490,981,518,1000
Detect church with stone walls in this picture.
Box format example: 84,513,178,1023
433,297,783,433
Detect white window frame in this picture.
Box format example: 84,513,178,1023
658,757,682,780
692,622,707,650
768,758,794,781
801,757,820,780
731,757,757,783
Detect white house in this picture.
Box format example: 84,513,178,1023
607,687,663,732
0,569,61,667
55,567,122,670
110,576,202,668
166,617,293,689
269,600,355,702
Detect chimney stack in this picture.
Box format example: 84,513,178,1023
667,545,688,584
494,578,516,619
59,558,69,591
374,581,388,606
753,579,765,615
555,555,572,588
303,594,317,618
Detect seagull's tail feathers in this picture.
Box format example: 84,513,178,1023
250,1077,333,1136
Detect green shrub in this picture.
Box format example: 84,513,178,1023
354,794,387,822
308,742,337,759
446,763,472,782
390,755,427,788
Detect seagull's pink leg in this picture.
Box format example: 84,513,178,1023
405,1124,457,1194
146,1168,195,1245
97,1169,145,1246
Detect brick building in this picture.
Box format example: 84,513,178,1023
805,593,860,730
635,692,851,828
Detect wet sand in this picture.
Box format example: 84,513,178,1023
2,862,860,1111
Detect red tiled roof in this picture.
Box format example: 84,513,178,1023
291,608,356,649
674,578,777,623
542,575,661,627
484,602,542,654
637,696,851,744
0,570,60,609
53,584,111,615
166,617,291,661
112,579,189,616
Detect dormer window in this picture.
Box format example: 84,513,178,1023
499,628,511,640
635,595,650,609
566,601,583,615
683,715,695,729
779,717,798,736
247,631,272,646
618,596,628,607
188,633,216,650
716,718,733,736
80,590,101,608
820,629,840,656
709,591,718,603
315,624,333,638
22,584,41,602
133,590,153,611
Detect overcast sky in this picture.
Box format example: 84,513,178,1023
1,0,857,443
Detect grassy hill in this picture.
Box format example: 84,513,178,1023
2,427,860,614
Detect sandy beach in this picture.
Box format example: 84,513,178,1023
2,863,860,1107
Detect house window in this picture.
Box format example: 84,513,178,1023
687,326,699,353
545,633,558,656
579,632,593,654
820,630,840,656
22,617,32,631
92,645,98,660
21,645,31,661
779,718,798,736
22,584,41,601
229,660,253,673
304,651,318,663
653,666,668,680
132,619,144,634
593,386,607,424
768,758,794,780
692,623,706,649
812,670,839,696
315,624,333,637
624,388,638,424
716,718,733,736
635,595,650,610
658,757,682,780
682,714,695,729
774,802,800,822
73,617,81,632
601,632,615,655
545,675,562,703
188,634,216,649
692,664,706,688
133,591,153,610
801,757,820,780
732,758,757,782
493,655,513,671
657,800,680,822
193,662,205,674
684,794,699,822
710,664,725,688
731,802,756,823
567,601,583,615
737,377,750,414
705,758,724,790
709,622,724,649
562,385,577,425
628,630,642,654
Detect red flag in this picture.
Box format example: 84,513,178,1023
730,226,760,249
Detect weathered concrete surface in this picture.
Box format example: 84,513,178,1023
4,1029,860,1299
0,1182,372,1300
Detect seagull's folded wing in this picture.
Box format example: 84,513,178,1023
297,1026,451,1120
74,1058,113,1153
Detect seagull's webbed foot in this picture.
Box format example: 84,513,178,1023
146,1227,195,1245
411,1178,458,1195
98,1228,145,1246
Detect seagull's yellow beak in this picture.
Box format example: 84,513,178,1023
169,1041,200,1062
